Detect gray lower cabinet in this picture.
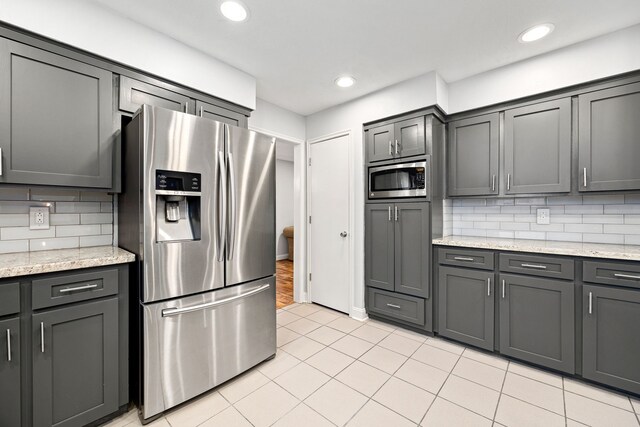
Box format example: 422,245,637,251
0,317,20,427
0,38,113,189
504,98,571,194
119,76,193,114
365,204,394,292
579,81,640,191
32,297,119,427
395,203,430,298
499,274,575,373
438,266,494,350
582,285,640,394
447,113,499,196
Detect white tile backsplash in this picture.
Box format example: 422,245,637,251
0,187,113,254
450,195,640,244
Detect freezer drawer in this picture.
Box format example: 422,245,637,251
141,277,276,420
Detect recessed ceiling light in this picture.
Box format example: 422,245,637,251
518,23,555,43
220,1,248,22
335,76,356,88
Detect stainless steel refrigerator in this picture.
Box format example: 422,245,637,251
119,105,276,422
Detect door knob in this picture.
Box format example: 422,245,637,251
340,231,348,237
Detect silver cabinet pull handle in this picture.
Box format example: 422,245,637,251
491,174,496,192
216,151,227,262
487,278,491,296
583,167,587,187
162,283,270,317
453,256,474,262
386,303,401,309
394,206,398,222
395,139,399,154
388,206,391,222
389,141,393,156
58,283,98,293
6,329,10,362
507,174,511,191
521,263,547,270
502,280,506,299
199,106,204,117
588,292,593,315
40,322,45,353
613,273,640,280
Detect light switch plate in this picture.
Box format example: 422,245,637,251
536,208,550,225
30,206,50,230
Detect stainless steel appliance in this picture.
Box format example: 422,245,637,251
119,105,276,422
368,158,430,199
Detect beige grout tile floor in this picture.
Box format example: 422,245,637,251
104,303,640,427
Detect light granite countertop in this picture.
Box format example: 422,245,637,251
0,246,136,278
432,236,640,262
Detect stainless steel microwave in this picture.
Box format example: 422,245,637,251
368,159,429,199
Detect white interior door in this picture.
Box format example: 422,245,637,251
308,134,350,313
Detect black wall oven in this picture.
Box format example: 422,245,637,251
368,159,430,199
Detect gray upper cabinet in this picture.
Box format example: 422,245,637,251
119,76,193,114
0,39,113,188
583,285,640,394
579,82,640,192
438,266,494,350
0,317,20,427
366,123,395,163
365,204,395,292
395,203,430,298
394,117,425,159
448,113,499,196
499,274,575,373
504,99,571,194
196,100,243,127
32,298,119,427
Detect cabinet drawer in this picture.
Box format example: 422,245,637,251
583,261,640,290
499,253,574,280
0,282,20,316
32,268,118,310
438,247,494,270
367,288,425,326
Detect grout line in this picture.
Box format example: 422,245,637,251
563,376,568,426
491,359,509,422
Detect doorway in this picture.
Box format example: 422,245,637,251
275,140,296,308
307,132,351,313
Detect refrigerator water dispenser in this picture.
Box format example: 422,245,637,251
155,169,202,242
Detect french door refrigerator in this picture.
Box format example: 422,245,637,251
119,105,276,422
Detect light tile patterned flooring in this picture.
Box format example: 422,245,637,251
105,303,640,427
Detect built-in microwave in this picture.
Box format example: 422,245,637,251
368,159,429,199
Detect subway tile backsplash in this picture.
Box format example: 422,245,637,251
449,195,640,245
0,187,113,254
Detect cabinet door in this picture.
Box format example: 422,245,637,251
395,203,430,298
394,117,425,158
0,39,113,188
196,100,243,127
365,204,394,292
438,266,494,350
33,298,118,427
366,123,395,163
448,113,499,196
579,82,640,191
499,274,574,373
0,317,20,427
504,99,571,194
119,75,193,114
583,285,640,394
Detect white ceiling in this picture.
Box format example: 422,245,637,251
90,0,640,115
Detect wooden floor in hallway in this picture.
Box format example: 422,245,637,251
276,259,294,309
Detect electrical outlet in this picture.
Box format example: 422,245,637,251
30,206,50,230
536,208,550,225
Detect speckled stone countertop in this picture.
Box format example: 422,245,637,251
0,246,136,278
432,236,640,262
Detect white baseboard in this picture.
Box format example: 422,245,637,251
276,253,290,261
350,306,368,322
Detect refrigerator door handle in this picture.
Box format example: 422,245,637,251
161,283,271,317
216,150,227,262
227,149,237,262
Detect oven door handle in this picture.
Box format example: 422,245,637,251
161,284,270,317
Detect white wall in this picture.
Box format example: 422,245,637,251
447,23,640,113
0,0,256,109
276,160,295,259
250,98,306,143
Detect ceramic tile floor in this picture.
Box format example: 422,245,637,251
104,303,640,427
